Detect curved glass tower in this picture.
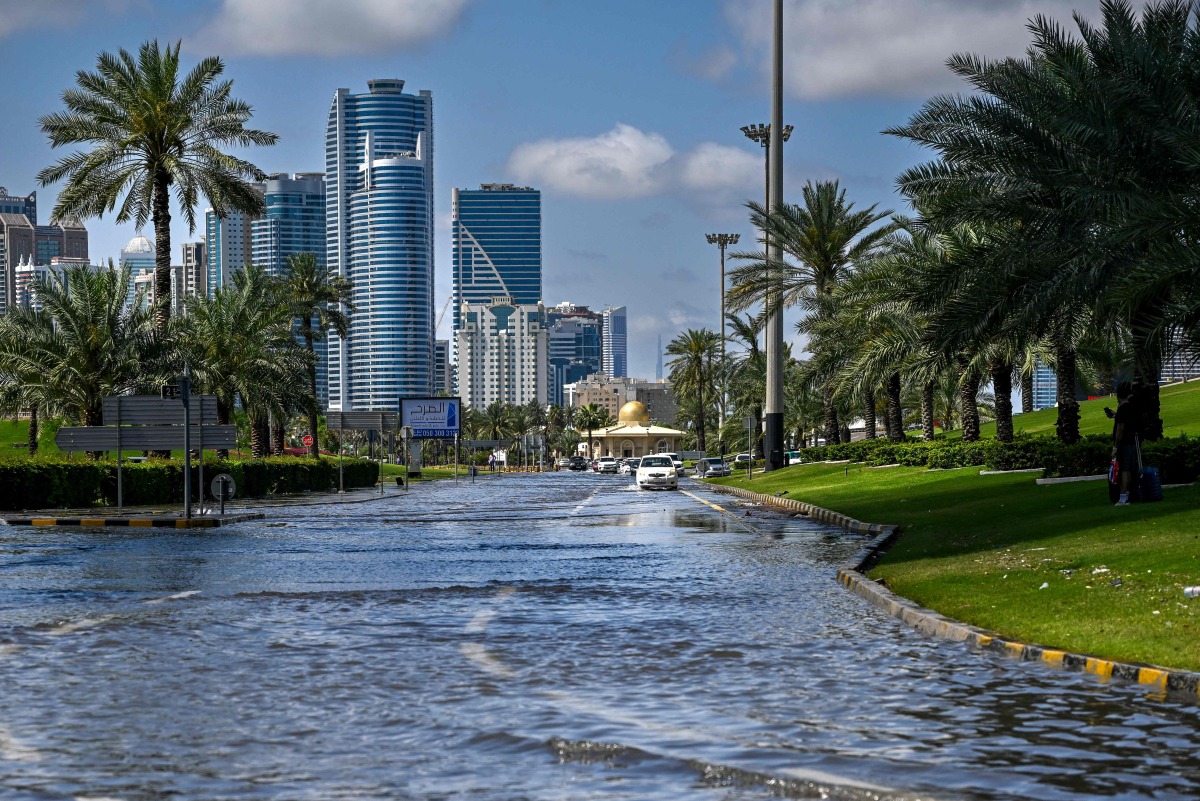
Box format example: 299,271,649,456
326,79,434,410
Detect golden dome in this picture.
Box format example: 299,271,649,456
618,400,650,425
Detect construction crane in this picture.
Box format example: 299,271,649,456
435,295,453,335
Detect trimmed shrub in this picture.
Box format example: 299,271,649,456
0,456,380,511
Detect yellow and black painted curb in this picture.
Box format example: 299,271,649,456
2,513,265,529
707,483,1200,700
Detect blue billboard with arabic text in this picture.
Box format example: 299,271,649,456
399,397,461,438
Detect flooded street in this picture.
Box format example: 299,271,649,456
1,472,1198,800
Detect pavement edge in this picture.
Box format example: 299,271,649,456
1,513,265,528
706,482,1200,701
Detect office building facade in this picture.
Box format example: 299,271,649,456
326,78,434,410
181,241,206,298
251,172,326,277
0,188,36,223
545,302,603,407
457,297,547,409
566,375,677,425
205,205,257,297
601,306,628,378
0,214,87,314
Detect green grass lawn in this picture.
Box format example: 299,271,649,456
0,420,61,457
944,379,1200,439
711,462,1200,671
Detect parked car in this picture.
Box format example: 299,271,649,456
661,452,685,476
695,457,731,478
597,456,619,474
636,454,679,490
785,451,804,465
732,453,752,464
568,455,590,471
556,457,572,468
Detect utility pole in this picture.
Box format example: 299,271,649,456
764,0,786,472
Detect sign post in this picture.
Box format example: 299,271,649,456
182,365,192,519
744,416,754,481
399,398,461,481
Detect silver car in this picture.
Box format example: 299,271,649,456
695,457,731,478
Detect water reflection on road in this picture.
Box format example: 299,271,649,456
0,472,1198,800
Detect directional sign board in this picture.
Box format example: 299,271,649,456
160,384,181,400
104,395,219,424
400,397,461,439
55,425,237,452
324,411,397,431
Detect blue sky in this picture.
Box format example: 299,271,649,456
0,0,1105,380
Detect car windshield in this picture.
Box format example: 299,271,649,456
641,457,671,467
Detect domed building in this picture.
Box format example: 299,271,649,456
590,400,684,459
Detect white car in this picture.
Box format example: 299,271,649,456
619,458,638,475
695,457,731,478
597,456,619,474
637,454,679,490
661,452,685,476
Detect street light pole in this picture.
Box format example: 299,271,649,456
766,0,787,472
705,232,739,424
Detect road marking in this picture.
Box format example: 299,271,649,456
46,615,115,637
569,487,601,516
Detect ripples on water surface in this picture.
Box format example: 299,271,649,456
1,473,1198,800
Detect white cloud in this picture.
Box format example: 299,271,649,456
507,125,765,202
724,0,1102,99
192,0,474,56
0,0,127,38
507,124,675,200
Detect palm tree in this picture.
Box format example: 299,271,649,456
0,309,61,454
279,252,354,457
179,265,312,458
481,400,512,443
728,180,895,446
666,328,722,454
38,39,277,333
574,403,609,459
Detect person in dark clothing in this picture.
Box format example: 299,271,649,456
1110,382,1139,505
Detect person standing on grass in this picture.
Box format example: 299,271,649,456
1110,382,1140,506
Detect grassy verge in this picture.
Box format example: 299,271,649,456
710,463,1200,671
379,463,482,482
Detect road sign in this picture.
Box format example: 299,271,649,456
325,411,397,431
104,395,219,424
160,384,181,400
302,434,314,447
211,473,236,500
399,397,461,438
55,425,237,452
462,439,501,449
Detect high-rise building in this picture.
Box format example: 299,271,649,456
0,213,36,315
545,302,603,407
181,241,206,298
0,213,88,314
205,201,258,297
326,78,435,410
457,297,547,409
1030,360,1057,411
33,219,87,266
0,188,35,223
251,172,326,277
452,184,541,335
601,306,628,378
434,340,452,396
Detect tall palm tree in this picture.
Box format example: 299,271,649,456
728,180,895,446
666,328,722,454
280,252,354,457
38,39,277,333
574,403,610,459
481,400,512,443
0,309,61,454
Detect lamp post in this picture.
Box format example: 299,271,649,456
705,232,739,424
740,123,792,221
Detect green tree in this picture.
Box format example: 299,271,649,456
280,252,354,457
38,40,277,333
666,328,723,454
574,403,611,459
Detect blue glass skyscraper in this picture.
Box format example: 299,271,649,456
326,79,434,410
452,184,542,331
251,173,326,277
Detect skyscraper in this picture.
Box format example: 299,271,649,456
251,172,326,277
0,188,36,223
545,302,603,407
326,78,434,410
205,204,257,297
601,306,628,379
452,184,542,334
457,297,547,409
181,241,206,298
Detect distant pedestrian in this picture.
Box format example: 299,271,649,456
1109,382,1140,506
488,453,495,473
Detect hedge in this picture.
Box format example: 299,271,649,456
786,433,1200,484
0,457,380,511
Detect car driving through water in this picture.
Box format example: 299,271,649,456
636,454,679,490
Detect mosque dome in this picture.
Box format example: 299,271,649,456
618,401,650,425
123,234,152,253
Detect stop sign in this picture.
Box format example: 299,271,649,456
302,434,314,447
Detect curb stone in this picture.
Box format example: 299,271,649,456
706,482,1200,701
1,513,265,529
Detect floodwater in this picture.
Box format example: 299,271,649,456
0,472,1198,800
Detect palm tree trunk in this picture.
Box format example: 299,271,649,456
1130,301,1164,441
272,420,286,455
1020,371,1034,414
27,403,38,455
250,416,267,459
1054,337,1081,445
957,356,981,443
696,367,706,454
152,169,173,334
887,372,904,442
863,388,877,440
921,382,936,441
217,400,231,459
752,404,763,458
304,320,320,457
992,360,1015,443
822,387,840,445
